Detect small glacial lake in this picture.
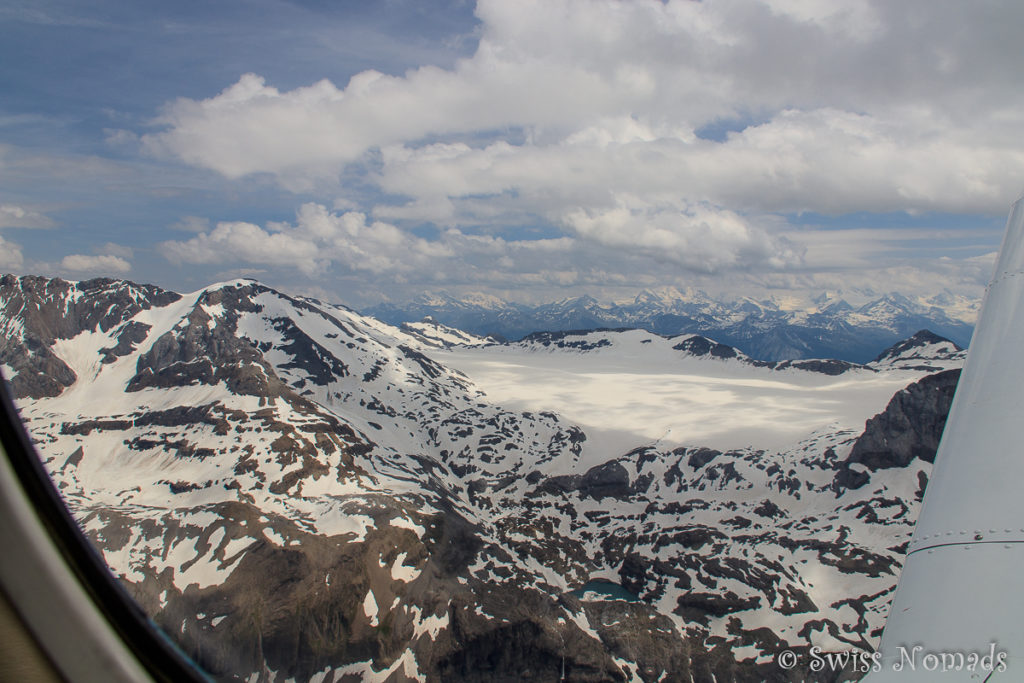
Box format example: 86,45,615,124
570,579,641,602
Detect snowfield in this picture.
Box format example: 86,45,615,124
436,328,957,460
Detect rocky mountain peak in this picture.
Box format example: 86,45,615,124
869,329,965,371
0,274,183,398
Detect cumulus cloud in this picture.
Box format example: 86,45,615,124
144,0,1024,207
162,204,455,276
374,108,1022,224
141,0,1024,292
60,253,132,274
161,219,325,274
561,198,802,272
160,203,607,290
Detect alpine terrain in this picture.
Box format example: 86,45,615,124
0,274,966,682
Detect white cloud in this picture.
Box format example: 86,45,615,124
161,220,323,274
152,200,994,309
0,204,55,229
374,108,1022,223
144,0,1024,206
59,253,132,274
0,235,25,270
161,204,455,276
140,0,1024,294
96,242,134,259
560,198,801,272
160,203,605,291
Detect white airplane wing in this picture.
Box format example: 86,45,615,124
868,196,1024,680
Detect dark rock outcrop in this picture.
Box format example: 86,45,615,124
673,335,738,359
845,369,961,471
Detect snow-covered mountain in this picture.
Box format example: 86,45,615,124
366,288,976,363
398,317,498,349
1,274,965,682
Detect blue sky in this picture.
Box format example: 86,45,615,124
1,0,1020,310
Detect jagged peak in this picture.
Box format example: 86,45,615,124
870,329,965,366
858,291,918,313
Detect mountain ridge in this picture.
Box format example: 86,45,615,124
365,288,976,362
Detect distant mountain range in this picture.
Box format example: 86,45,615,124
366,288,977,362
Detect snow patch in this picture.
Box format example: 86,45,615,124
390,552,421,583
363,589,379,626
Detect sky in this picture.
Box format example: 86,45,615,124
1,0,1022,310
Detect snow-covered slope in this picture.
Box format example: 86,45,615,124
1,274,965,683
866,328,965,371
399,316,498,348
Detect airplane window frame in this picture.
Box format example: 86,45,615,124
0,372,210,683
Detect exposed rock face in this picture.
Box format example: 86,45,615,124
518,328,622,351
101,321,152,363
127,293,281,397
2,275,967,683
0,275,181,398
845,369,961,471
539,460,631,500
672,335,738,359
766,358,863,376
